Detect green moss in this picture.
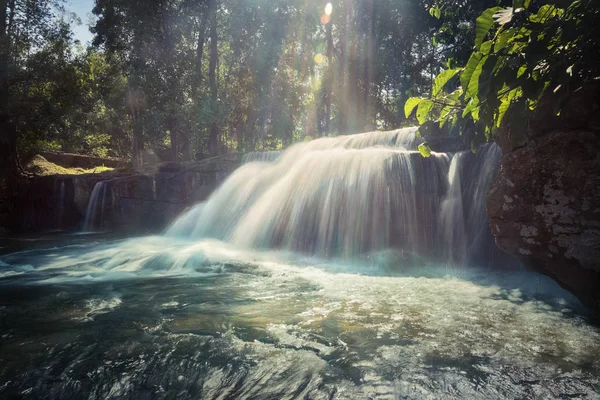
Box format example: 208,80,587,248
27,155,114,176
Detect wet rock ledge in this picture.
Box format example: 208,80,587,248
12,153,242,233
488,84,600,311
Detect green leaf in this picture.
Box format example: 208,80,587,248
466,55,489,97
480,40,493,55
530,5,563,23
476,55,498,101
432,68,461,96
496,87,521,127
475,7,503,49
493,30,513,53
416,99,434,124
462,98,480,119
429,6,441,19
461,52,483,91
418,142,432,158
404,97,425,118
439,104,454,128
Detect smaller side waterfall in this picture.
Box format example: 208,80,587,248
439,143,504,265
83,181,107,232
439,152,468,265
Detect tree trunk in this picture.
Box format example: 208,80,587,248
324,19,333,136
169,117,179,161
192,6,208,98
337,2,348,134
363,0,375,130
0,0,21,225
128,85,145,169
207,0,219,156
132,108,144,168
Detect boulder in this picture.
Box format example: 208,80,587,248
488,130,600,310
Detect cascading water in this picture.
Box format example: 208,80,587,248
439,144,504,265
241,150,281,163
167,127,496,264
83,181,107,232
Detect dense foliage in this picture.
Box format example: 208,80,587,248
406,0,600,152
2,0,509,173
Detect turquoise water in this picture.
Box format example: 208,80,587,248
1,236,599,399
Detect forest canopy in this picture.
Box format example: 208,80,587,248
406,0,600,153
1,0,597,173
0,0,506,168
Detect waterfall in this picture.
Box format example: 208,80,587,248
165,127,503,265
463,143,503,263
83,181,106,232
439,152,468,265
241,151,281,164
168,127,506,262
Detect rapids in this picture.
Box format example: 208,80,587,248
1,128,599,398
0,236,599,398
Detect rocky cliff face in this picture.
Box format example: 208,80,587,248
12,154,242,233
488,85,600,311
85,154,242,232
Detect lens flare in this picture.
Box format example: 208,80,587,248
325,3,333,16
314,53,326,64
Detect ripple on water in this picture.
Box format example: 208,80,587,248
0,238,599,399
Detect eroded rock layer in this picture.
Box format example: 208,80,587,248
489,130,600,310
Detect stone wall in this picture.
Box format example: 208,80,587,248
87,154,242,232
12,154,242,233
487,84,600,311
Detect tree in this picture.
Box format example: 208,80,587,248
207,0,219,156
405,0,600,151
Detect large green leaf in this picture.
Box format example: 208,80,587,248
460,52,483,91
466,55,489,97
493,29,515,53
462,98,480,119
475,7,503,49
477,55,499,101
496,88,521,127
404,97,425,118
439,104,455,128
429,6,441,19
432,68,461,96
418,142,432,158
416,99,434,124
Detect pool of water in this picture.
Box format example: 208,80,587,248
1,236,599,399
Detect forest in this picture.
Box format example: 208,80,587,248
1,0,504,167
2,0,598,167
